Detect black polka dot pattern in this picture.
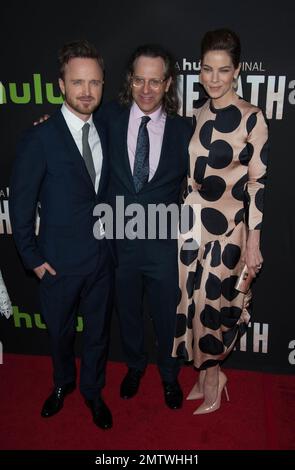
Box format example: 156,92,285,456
194,97,207,109
186,271,195,299
200,304,221,330
257,175,266,185
239,143,253,166
184,185,193,198
193,156,207,184
211,241,221,267
232,174,248,201
255,188,264,213
221,276,240,301
201,208,228,235
214,106,242,133
234,208,244,225
208,140,233,169
194,261,203,290
199,175,226,201
226,228,234,238
175,341,189,361
205,273,221,300
173,97,268,370
187,300,195,329
246,112,257,134
260,141,268,166
180,238,199,266
222,244,241,270
199,359,220,369
199,120,214,150
199,334,224,355
220,306,242,328
175,314,187,338
203,244,211,259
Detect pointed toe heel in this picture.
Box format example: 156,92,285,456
193,371,229,415
186,370,206,400
186,384,204,401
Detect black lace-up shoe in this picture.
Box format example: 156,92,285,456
120,368,144,399
41,382,76,417
86,398,113,430
163,380,183,409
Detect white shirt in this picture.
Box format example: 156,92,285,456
61,103,103,192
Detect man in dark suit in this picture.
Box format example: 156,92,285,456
103,45,192,409
9,40,114,429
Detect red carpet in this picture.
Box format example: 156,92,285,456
0,354,294,450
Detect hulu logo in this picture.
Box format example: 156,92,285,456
12,306,84,331
0,74,63,105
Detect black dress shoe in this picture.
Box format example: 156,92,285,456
120,368,144,399
86,398,113,430
41,382,76,417
163,380,183,409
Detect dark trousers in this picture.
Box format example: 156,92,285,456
40,243,114,400
115,240,180,383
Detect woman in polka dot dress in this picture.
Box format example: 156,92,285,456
172,29,269,414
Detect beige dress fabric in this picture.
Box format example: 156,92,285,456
172,95,268,369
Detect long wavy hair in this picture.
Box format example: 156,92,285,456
119,44,179,115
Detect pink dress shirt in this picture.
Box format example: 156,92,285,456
127,102,166,181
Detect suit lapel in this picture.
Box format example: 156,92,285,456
141,114,173,189
112,108,175,194
116,108,135,192
94,119,107,199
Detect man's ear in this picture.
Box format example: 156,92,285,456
59,78,65,96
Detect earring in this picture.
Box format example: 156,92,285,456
233,76,238,91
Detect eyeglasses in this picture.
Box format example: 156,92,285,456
131,76,167,90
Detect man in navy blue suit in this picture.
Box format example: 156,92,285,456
9,40,114,429
103,45,192,409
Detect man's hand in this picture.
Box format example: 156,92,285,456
33,114,50,126
34,262,56,280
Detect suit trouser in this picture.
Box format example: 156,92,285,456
115,239,180,383
39,244,114,400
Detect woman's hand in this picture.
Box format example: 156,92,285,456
243,230,263,278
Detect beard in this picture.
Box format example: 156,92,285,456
65,93,99,116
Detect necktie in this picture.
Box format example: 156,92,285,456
82,122,96,187
133,115,151,193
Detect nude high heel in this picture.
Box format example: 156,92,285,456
186,370,206,400
187,369,227,401
193,371,229,415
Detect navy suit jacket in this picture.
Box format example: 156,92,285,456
10,109,113,275
97,102,192,257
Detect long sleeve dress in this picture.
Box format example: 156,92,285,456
172,95,268,369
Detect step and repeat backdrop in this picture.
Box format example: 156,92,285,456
1,1,295,373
